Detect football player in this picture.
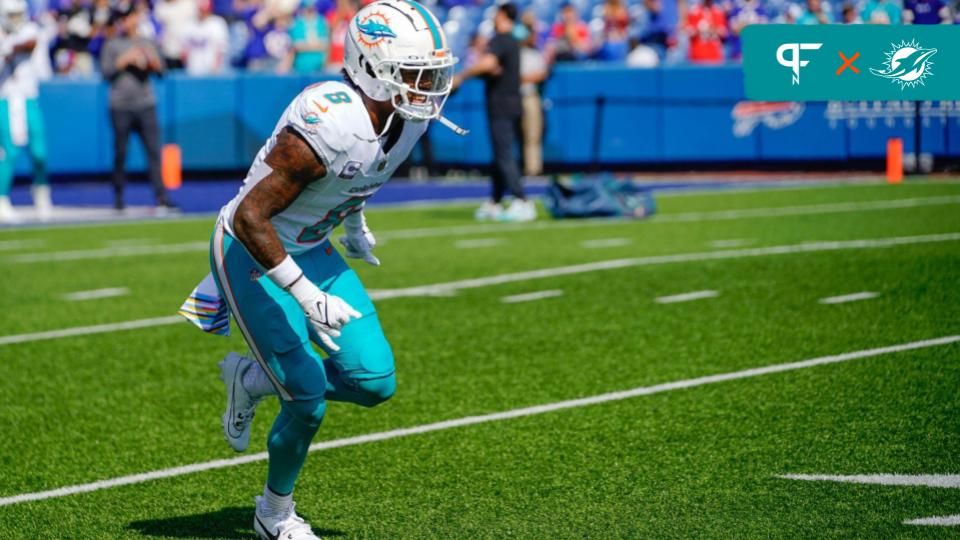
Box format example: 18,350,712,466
193,1,457,538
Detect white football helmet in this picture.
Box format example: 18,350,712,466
0,0,27,32
344,0,457,122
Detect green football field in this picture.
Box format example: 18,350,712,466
1,180,959,538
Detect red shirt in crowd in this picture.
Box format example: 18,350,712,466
685,4,727,63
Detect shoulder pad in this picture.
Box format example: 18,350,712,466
292,81,371,156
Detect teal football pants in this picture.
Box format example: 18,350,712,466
210,219,396,494
0,98,48,197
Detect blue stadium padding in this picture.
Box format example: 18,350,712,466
169,74,241,169
12,68,958,179
758,103,846,159
662,104,758,160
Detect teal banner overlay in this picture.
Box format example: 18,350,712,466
743,25,960,100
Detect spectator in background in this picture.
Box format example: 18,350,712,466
155,0,198,69
638,0,670,51
183,0,229,74
797,0,833,24
861,0,901,23
101,5,175,211
550,3,591,62
519,20,547,177
325,0,355,72
134,0,161,40
287,0,328,73
841,3,862,22
903,0,951,22
54,0,95,75
598,0,630,60
626,36,660,66
0,0,52,223
685,0,727,63
455,3,535,222
261,11,292,72
727,0,766,59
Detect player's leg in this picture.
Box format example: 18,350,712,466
0,99,20,223
209,221,327,537
109,108,134,210
25,99,51,219
299,242,397,407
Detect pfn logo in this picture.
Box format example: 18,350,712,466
777,43,823,85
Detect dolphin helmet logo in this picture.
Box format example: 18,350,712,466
870,39,937,90
357,13,397,47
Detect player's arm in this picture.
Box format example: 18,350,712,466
232,126,360,350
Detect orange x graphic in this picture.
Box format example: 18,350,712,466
836,51,860,75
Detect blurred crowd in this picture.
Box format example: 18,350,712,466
1,0,959,76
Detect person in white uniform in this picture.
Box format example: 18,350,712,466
0,0,51,223
180,1,462,538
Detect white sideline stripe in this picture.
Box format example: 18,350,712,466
6,195,959,263
656,290,719,304
905,516,960,526
375,195,960,241
581,238,631,249
501,289,563,303
103,238,156,248
10,241,208,263
0,335,956,508
63,287,130,301
2,232,959,347
710,238,752,249
819,292,880,304
367,232,960,301
779,474,960,488
0,239,44,251
454,238,504,249
0,316,183,346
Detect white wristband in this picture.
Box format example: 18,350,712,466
266,255,303,291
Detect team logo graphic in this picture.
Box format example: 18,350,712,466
776,42,823,85
870,39,937,90
731,101,805,137
357,12,396,47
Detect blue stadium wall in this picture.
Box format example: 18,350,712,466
14,64,960,176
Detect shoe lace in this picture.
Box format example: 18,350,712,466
232,398,261,430
278,503,315,538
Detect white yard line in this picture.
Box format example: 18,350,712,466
0,316,184,346
710,238,752,249
9,241,209,263
905,516,960,526
7,195,960,263
656,290,719,304
62,287,130,302
501,290,564,303
368,232,960,301
454,238,504,249
581,238,631,249
780,474,960,488
0,239,44,251
819,292,880,305
2,232,959,347
375,195,960,242
103,238,157,248
0,334,955,507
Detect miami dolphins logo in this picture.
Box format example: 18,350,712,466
357,12,396,47
870,39,937,90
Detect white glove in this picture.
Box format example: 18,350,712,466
267,256,360,351
338,211,380,266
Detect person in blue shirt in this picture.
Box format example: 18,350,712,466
289,0,329,73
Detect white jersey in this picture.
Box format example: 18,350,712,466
221,81,427,255
0,22,41,100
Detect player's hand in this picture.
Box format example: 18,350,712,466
292,280,361,352
338,228,380,266
339,212,380,266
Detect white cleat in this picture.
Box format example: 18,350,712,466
254,496,322,540
474,200,503,221
499,199,537,222
32,184,53,222
219,352,261,452
0,196,19,224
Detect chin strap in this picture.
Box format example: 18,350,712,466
438,115,470,136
